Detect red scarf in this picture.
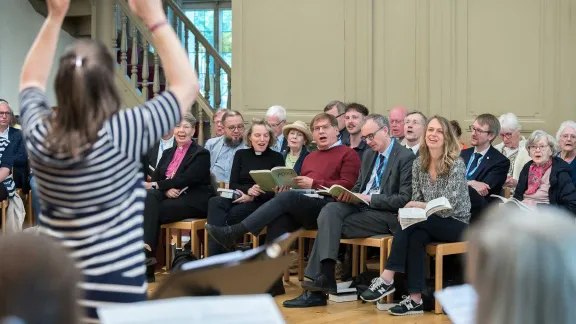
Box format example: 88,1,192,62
525,159,552,195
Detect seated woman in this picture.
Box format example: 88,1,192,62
466,204,576,324
282,120,311,174
513,130,576,214
494,113,531,189
359,116,471,316
207,119,284,256
556,120,576,185
143,113,214,274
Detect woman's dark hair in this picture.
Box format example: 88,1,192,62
49,39,121,157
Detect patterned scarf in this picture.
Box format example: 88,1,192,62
525,159,552,195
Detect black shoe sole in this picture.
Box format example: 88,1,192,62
360,287,396,302
205,225,234,252
283,301,327,308
301,282,337,295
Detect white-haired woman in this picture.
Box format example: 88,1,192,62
513,130,576,214
494,113,531,188
466,205,576,324
556,120,576,185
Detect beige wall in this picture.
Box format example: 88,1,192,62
233,0,576,139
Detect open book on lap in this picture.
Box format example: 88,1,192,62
490,194,533,211
249,167,298,191
316,185,368,205
398,197,452,230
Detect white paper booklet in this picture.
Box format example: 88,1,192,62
490,194,533,211
98,295,285,324
434,284,477,324
398,197,452,230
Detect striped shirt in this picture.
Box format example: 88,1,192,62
20,87,180,323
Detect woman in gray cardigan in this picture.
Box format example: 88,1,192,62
359,116,471,316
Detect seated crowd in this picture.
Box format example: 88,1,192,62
132,101,576,315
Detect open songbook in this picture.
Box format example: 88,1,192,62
398,197,452,230
316,185,369,205
490,194,533,211
249,167,298,191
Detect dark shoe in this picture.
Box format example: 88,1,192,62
267,279,286,297
146,264,156,283
205,224,236,251
388,295,424,316
359,277,395,302
283,290,327,308
301,274,337,294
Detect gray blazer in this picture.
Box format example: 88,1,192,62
352,140,416,212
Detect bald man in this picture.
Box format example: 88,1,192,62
388,106,408,142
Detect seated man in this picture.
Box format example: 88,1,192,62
206,113,361,291
341,103,369,160
265,105,288,153
142,130,174,180
284,114,415,307
204,110,247,186
324,100,348,141
0,100,27,191
143,113,215,281
462,113,509,222
403,111,426,155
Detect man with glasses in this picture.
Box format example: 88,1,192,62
283,114,416,308
324,100,349,142
265,105,288,153
0,100,27,192
403,111,427,155
204,110,247,186
342,103,369,160
461,113,509,223
388,106,408,143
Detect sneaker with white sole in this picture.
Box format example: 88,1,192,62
359,277,396,302
388,295,424,316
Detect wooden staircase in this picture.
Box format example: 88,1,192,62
27,0,232,145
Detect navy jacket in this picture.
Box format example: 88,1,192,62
7,127,28,190
514,156,576,215
282,146,310,175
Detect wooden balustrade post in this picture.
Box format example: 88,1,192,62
131,25,139,87
120,14,128,75
141,40,149,99
227,73,231,109
198,109,204,146
153,53,160,97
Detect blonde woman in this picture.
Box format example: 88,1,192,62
467,205,576,324
360,116,471,316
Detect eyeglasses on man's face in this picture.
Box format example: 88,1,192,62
469,126,491,135
499,132,514,139
227,124,245,131
404,119,421,126
0,112,10,117
361,126,385,142
312,124,333,133
268,120,285,128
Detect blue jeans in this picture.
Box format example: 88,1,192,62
29,175,40,219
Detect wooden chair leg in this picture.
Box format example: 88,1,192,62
252,234,259,249
426,255,431,278
176,231,182,249
165,228,171,271
283,251,290,282
191,228,200,257
298,237,304,281
379,241,386,275
357,245,365,276
434,247,444,314
204,229,209,258
386,238,394,303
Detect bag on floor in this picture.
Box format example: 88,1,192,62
170,246,198,272
350,271,379,299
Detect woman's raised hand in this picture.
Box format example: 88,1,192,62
128,0,166,25
46,0,70,19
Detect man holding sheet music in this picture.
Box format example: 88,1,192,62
206,113,361,294
284,114,416,308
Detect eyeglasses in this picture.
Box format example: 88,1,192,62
312,124,333,132
404,119,421,125
227,124,245,131
469,126,491,135
499,132,514,139
361,126,385,141
268,120,285,128
529,145,549,152
389,119,403,125
560,134,576,140
0,112,10,117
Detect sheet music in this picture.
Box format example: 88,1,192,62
98,295,286,324
434,284,477,324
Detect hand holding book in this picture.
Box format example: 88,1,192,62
398,197,452,230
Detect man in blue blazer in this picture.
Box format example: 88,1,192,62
0,100,27,191
461,114,510,223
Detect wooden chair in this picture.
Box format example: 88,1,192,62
161,218,207,271
341,234,392,276
385,239,468,313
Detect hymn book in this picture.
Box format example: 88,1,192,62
249,167,298,191
490,194,533,211
398,197,452,230
316,185,369,205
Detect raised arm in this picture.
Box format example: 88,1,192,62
128,0,199,115
19,0,69,91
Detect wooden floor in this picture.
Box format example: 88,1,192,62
148,272,450,324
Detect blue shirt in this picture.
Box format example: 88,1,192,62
363,139,395,195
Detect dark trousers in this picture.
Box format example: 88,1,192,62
385,215,467,294
239,191,330,243
143,189,206,252
207,196,264,256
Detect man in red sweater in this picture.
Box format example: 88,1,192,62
206,113,360,291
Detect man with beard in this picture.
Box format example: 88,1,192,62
388,106,408,143
324,100,348,142
403,111,427,155
342,103,369,160
204,110,247,186
461,113,509,222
